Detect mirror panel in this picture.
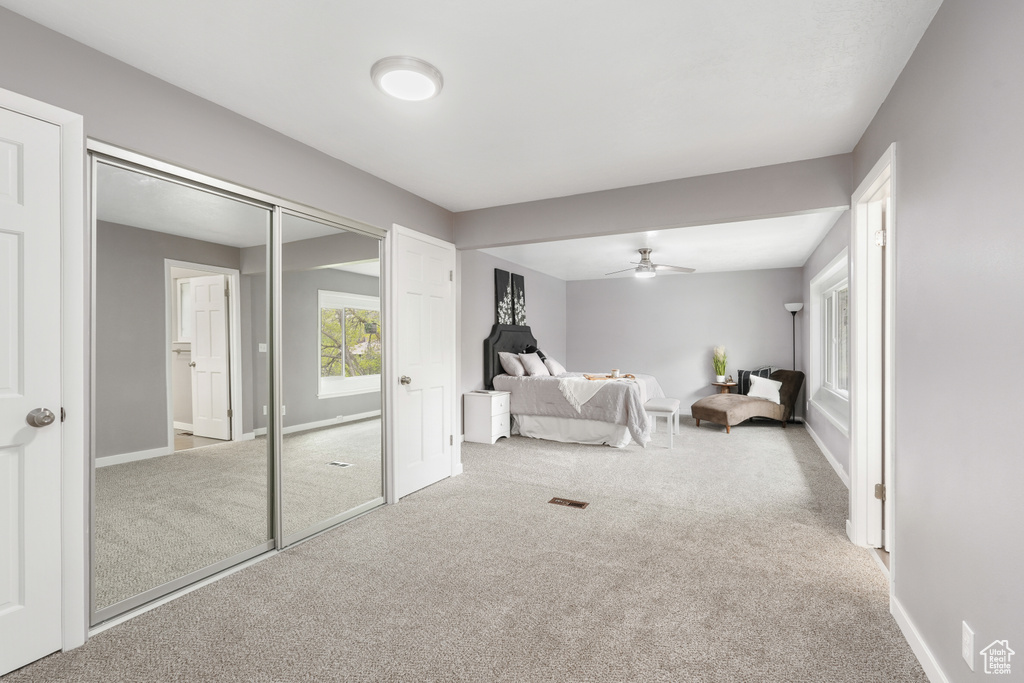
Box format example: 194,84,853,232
279,212,384,542
92,161,271,614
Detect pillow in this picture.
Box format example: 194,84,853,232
518,352,550,377
543,357,567,376
498,351,526,377
524,345,547,361
747,374,783,404
737,368,772,395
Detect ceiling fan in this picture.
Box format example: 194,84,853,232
605,248,695,278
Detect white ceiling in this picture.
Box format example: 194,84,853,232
481,210,845,281
4,0,941,211
96,162,358,248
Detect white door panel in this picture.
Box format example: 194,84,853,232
0,107,63,676
395,231,454,498
190,274,231,440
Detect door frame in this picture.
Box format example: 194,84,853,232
384,224,460,505
164,261,245,446
849,143,897,559
0,89,88,650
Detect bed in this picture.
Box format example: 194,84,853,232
483,324,665,447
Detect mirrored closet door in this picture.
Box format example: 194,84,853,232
91,158,274,622
90,147,388,626
279,212,384,545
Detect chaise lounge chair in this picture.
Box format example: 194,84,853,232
690,370,804,433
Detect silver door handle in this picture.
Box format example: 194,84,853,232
26,408,56,428
189,361,197,367
400,375,412,385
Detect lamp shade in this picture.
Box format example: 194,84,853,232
784,302,804,313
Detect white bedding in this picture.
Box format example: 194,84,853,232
514,415,632,448
492,372,665,446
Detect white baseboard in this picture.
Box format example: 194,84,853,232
95,446,172,468
891,595,951,683
805,421,850,488
846,519,855,543
173,421,194,431
452,462,464,476
253,410,382,437
237,432,256,442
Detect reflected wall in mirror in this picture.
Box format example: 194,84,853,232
92,161,271,615
274,213,384,541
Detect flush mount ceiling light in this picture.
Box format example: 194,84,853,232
371,56,443,101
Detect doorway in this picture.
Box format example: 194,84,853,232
850,143,896,562
166,261,244,451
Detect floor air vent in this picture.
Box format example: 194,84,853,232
549,497,589,509
328,461,353,468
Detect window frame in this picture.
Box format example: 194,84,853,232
317,290,381,398
808,249,851,435
822,279,849,398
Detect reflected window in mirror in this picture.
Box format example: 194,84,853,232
319,290,381,398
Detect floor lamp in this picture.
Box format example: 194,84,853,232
784,303,803,370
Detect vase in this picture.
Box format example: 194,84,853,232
715,374,726,383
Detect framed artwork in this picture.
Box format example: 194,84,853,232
495,269,513,324
512,273,526,325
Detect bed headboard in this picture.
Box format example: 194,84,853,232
483,324,538,389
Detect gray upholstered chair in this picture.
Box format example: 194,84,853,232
690,370,804,433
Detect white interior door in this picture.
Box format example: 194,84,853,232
190,274,231,440
0,106,63,675
394,229,455,498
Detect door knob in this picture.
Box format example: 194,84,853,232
189,361,197,367
400,375,412,385
26,408,56,428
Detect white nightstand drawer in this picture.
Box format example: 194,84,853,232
464,390,512,444
491,412,510,436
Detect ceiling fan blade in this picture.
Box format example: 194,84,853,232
653,264,696,273
604,267,638,276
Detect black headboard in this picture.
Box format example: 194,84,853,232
483,324,538,389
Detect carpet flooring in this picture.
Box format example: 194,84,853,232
94,419,382,610
15,420,927,682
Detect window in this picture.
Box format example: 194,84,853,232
809,249,850,435
823,281,849,395
318,291,381,397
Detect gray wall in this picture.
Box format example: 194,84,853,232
0,7,453,244
566,269,802,407
94,221,247,458
248,268,382,432
453,155,852,249
457,250,567,431
800,213,851,477
851,1,1024,677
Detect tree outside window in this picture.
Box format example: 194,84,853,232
318,290,381,397
321,307,382,378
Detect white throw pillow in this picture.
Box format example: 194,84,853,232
518,352,550,377
747,374,783,404
498,352,526,377
544,357,567,376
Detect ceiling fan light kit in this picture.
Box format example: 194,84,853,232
605,248,695,279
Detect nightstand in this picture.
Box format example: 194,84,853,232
464,391,511,444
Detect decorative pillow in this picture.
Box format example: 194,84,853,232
543,357,567,376
748,374,783,404
498,351,526,377
738,368,772,395
524,345,547,361
518,352,550,377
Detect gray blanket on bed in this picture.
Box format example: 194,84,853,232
492,372,665,446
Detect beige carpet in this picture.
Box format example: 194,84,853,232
15,421,926,682
94,419,382,610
